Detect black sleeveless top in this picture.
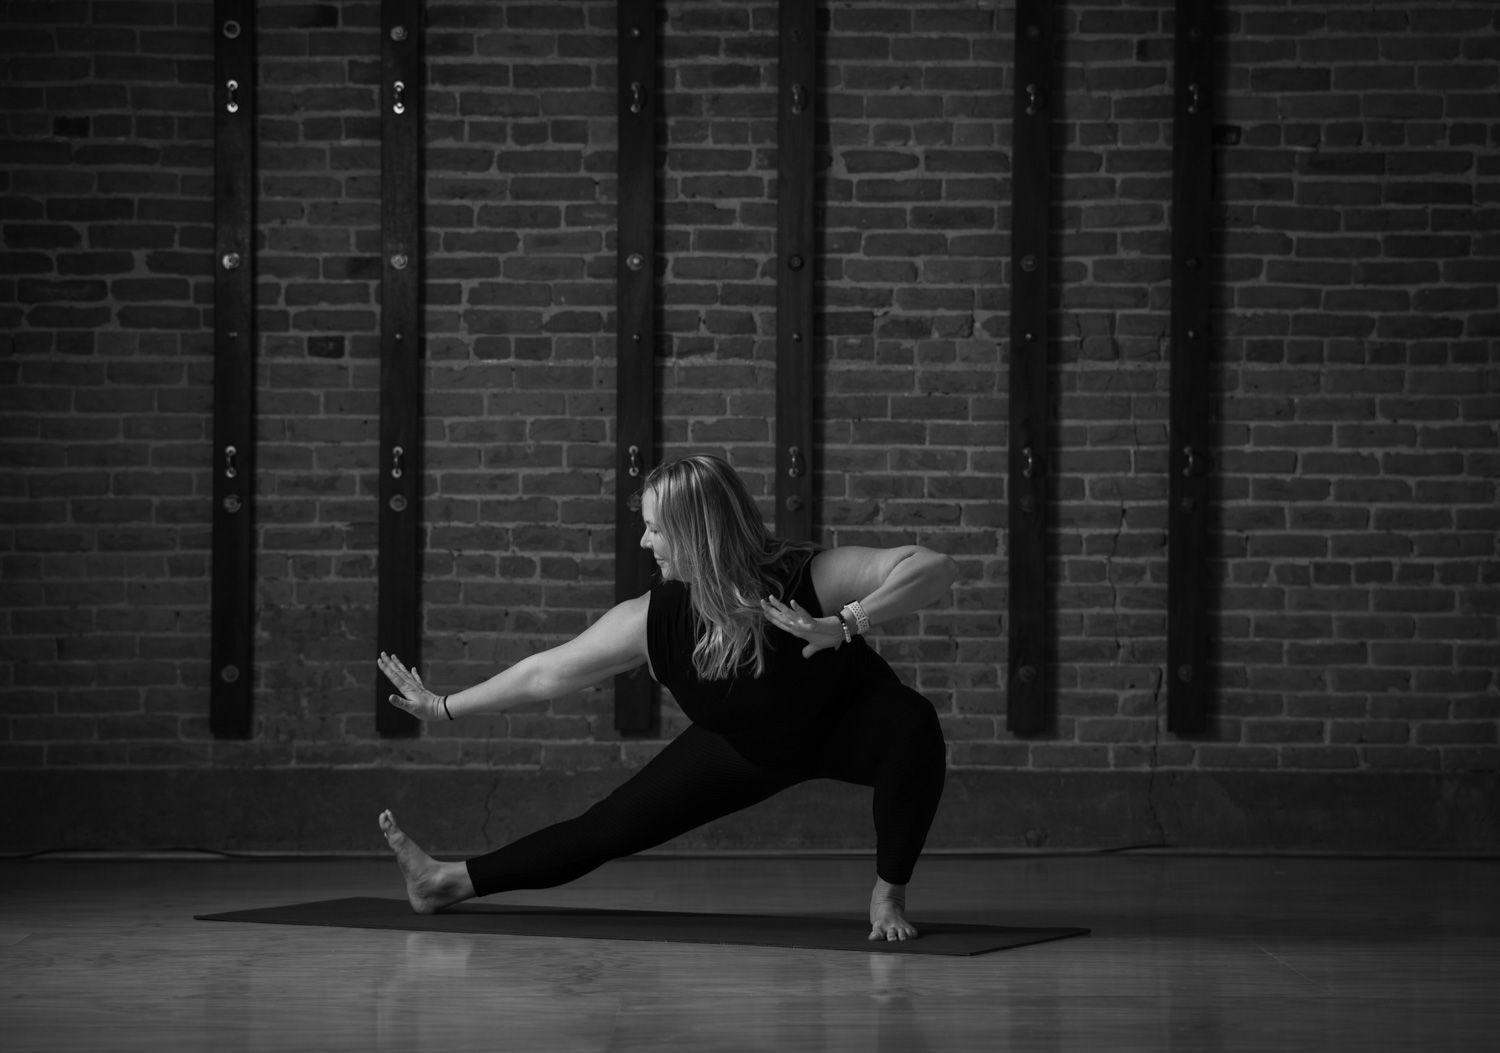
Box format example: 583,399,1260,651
646,552,897,767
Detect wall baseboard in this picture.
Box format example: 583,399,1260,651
2,768,1495,857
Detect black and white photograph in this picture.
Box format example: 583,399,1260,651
1,1,1496,1049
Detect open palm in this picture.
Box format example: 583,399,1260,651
377,652,443,721
760,596,844,658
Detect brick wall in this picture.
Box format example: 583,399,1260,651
1,1,1496,850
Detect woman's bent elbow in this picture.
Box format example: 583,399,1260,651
932,552,961,590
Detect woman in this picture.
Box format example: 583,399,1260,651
376,454,957,941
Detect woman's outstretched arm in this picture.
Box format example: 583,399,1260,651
378,593,651,721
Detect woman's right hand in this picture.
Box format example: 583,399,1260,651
377,652,446,722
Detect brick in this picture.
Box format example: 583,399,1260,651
1278,747,1361,770
1415,723,1497,746
1029,745,1113,769
1197,746,1281,769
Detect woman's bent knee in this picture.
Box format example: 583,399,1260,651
881,687,947,779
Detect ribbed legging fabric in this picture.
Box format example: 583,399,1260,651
465,681,946,895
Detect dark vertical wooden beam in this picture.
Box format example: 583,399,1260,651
614,0,659,734
1006,0,1055,735
211,0,255,739
1168,0,1215,734
376,0,422,737
774,0,817,541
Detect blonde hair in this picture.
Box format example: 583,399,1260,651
643,455,816,680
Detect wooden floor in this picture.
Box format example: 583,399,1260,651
0,852,1496,1051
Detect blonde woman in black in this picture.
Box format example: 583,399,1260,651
376,454,956,941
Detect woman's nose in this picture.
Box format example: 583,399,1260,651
639,531,650,550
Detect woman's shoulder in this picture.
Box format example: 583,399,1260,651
645,579,693,676
649,577,689,607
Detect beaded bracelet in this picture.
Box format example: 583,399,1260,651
837,611,853,644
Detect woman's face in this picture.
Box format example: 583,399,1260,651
639,487,676,580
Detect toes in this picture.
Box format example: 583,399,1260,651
867,922,918,942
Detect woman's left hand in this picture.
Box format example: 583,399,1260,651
760,596,844,659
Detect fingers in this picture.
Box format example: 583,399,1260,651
761,598,841,659
760,595,791,618
761,596,808,628
378,651,416,688
378,653,425,713
759,597,792,628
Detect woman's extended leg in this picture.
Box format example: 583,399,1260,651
815,680,947,940
380,725,802,911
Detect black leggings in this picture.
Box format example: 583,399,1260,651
465,681,946,895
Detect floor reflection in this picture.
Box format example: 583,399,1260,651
868,954,930,1053
1,856,1495,1052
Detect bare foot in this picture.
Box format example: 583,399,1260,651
869,878,918,942
378,809,475,914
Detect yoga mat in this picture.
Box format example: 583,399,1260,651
197,896,1089,957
